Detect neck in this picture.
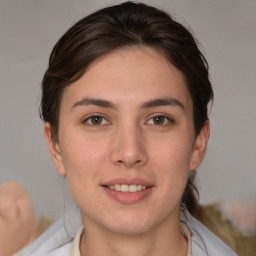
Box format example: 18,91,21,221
80,210,187,256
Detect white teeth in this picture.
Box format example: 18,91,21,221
129,184,137,192
108,184,148,192
121,184,129,192
114,184,121,191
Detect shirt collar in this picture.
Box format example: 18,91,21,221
70,222,192,256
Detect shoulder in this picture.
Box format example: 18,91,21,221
21,242,72,256
19,217,73,256
45,243,71,256
181,209,237,256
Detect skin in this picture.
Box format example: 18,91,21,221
0,182,36,256
45,46,209,256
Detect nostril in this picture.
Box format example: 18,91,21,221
110,144,148,168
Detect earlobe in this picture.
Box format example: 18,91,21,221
44,123,66,176
189,120,210,170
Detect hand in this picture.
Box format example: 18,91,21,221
0,182,36,256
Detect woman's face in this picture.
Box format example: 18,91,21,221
45,46,209,235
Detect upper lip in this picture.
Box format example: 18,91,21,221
102,177,154,187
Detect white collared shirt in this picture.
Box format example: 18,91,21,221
69,222,192,256
20,209,237,256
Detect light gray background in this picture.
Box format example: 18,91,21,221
1,0,255,220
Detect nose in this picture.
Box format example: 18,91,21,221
110,125,148,169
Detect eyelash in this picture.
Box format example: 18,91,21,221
81,113,175,127
146,114,175,126
82,114,109,127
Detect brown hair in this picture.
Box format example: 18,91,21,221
40,1,213,216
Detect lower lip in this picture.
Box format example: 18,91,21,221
102,186,153,204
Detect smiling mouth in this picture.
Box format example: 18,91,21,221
103,184,151,193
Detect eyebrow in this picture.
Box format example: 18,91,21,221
141,97,185,111
71,98,117,110
71,97,184,111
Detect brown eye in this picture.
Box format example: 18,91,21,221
83,115,108,126
147,115,173,126
90,116,103,125
152,115,166,125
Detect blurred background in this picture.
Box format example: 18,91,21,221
0,0,255,220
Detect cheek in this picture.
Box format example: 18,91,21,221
58,131,112,200
150,134,192,192
60,132,107,173
152,134,193,171
60,137,102,205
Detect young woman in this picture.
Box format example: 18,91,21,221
22,2,236,256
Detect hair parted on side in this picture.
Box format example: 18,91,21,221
40,1,213,216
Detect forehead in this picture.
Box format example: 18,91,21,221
61,46,192,111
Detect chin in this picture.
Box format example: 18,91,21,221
108,222,152,235
102,211,160,235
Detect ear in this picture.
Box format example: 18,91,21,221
189,120,210,170
44,123,66,176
